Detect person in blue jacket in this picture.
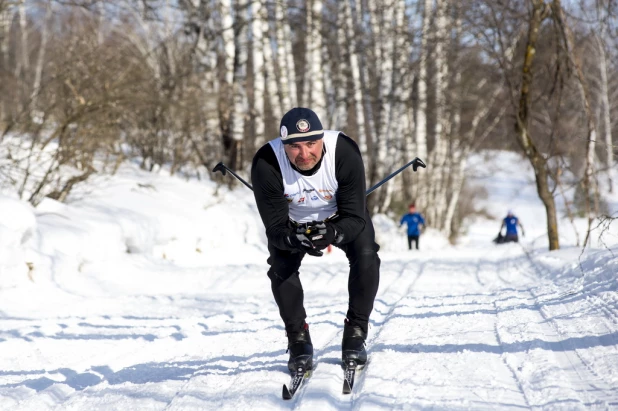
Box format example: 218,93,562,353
500,210,525,243
400,203,425,250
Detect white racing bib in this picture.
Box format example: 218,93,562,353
269,131,340,224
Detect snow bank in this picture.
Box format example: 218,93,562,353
532,246,618,298
0,195,37,287
0,162,269,288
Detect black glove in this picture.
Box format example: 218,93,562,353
304,222,342,250
286,231,323,257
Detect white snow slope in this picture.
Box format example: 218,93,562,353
1,150,617,410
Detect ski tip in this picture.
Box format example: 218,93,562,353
342,379,352,395
282,384,293,400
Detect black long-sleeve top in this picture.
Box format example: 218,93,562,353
251,133,367,251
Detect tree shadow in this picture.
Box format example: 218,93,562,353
371,330,618,356
0,349,288,393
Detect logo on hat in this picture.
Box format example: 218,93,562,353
296,119,310,133
280,125,288,139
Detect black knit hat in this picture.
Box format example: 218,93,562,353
279,107,324,144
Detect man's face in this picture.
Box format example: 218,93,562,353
409,207,415,213
283,139,324,171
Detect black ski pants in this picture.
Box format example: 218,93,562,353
266,218,380,336
407,235,420,250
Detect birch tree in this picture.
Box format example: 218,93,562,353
304,0,326,118
372,0,394,214
333,1,349,130
411,0,432,205
428,0,450,228
594,34,614,193
344,0,367,156
593,28,613,193
30,1,52,111
0,4,10,123
10,0,27,111
261,2,282,121
232,0,249,160
377,0,410,213
275,0,297,109
16,0,27,75
179,0,222,168
251,0,265,147
217,0,239,168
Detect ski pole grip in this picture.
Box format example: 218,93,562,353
412,158,427,172
212,162,227,176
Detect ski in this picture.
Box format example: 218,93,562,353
342,359,367,395
282,365,312,400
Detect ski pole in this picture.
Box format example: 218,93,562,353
212,157,426,197
366,157,426,196
212,162,254,191
323,157,426,222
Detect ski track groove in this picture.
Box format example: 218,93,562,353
527,287,618,406
33,317,180,411
290,325,343,407
478,246,551,409
450,254,529,408
491,301,533,410
7,245,616,410
161,365,200,411
161,260,425,409
347,260,425,410
493,251,586,408
498,246,618,407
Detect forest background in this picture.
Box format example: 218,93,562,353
0,0,616,249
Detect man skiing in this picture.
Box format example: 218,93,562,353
251,107,381,375
500,210,524,243
399,203,425,250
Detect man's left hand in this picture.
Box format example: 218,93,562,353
304,222,340,250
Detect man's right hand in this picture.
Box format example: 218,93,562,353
286,231,323,257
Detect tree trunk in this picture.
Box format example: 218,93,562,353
374,1,395,214
232,0,248,155
333,1,349,130
347,0,368,158
30,2,52,111
13,1,27,111
429,0,450,229
275,1,296,109
0,7,10,123
305,0,326,119
594,33,613,193
251,0,265,148
552,0,598,248
443,6,463,236
15,0,27,81
401,1,416,195
261,3,282,120
515,0,559,250
412,0,431,206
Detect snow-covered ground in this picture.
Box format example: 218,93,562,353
0,150,617,410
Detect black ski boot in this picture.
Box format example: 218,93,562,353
287,323,313,373
342,320,367,365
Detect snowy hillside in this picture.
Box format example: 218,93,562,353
0,151,617,410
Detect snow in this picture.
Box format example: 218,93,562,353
1,150,617,410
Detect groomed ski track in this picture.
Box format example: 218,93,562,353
1,245,618,410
